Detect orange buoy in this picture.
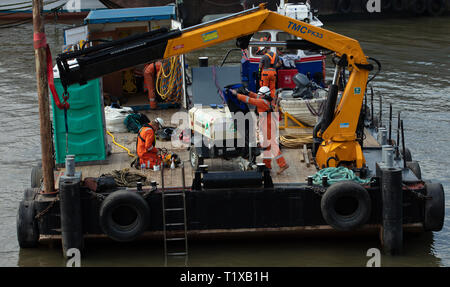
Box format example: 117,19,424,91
143,62,161,109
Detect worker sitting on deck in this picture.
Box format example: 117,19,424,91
231,86,289,175
258,47,282,98
137,117,164,169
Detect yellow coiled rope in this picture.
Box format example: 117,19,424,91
156,56,178,100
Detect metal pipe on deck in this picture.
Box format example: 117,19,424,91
33,0,55,194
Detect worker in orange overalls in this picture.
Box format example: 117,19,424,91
231,86,289,174
258,47,282,98
143,62,161,109
137,117,164,168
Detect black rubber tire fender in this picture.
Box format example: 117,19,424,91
406,160,422,180
336,0,353,13
321,181,372,231
17,200,40,248
424,182,445,231
31,165,43,188
409,0,427,14
99,190,150,242
427,0,447,16
23,188,39,201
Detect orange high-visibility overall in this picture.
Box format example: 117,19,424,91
260,51,278,97
237,92,287,170
137,124,161,168
143,62,161,109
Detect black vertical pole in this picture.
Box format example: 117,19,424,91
370,86,374,127
381,167,403,255
379,94,382,128
60,175,83,256
395,112,401,158
388,104,392,144
364,90,367,123
401,120,406,168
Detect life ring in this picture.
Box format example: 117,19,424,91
99,190,150,242
321,181,372,231
336,0,353,13
17,200,40,248
427,0,447,16
409,0,427,14
424,182,445,231
392,0,405,11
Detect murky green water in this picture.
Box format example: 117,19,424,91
0,16,449,267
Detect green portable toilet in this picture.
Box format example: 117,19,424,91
51,76,107,165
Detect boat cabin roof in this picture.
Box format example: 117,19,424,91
84,6,176,24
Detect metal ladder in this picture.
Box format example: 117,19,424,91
161,162,188,266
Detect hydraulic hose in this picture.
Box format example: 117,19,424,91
367,57,381,84
106,130,136,158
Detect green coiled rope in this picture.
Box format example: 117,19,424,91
313,167,370,186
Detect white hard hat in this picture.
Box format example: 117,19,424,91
258,86,271,96
154,117,164,128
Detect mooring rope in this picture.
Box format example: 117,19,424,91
103,168,147,187
312,167,370,186
279,134,313,148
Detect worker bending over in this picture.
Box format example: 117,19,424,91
258,47,282,98
137,117,164,169
231,86,289,175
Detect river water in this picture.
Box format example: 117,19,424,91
0,16,449,267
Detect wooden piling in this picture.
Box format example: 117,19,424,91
33,0,55,194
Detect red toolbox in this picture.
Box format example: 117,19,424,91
277,69,298,89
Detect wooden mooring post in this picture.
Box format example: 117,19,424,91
33,0,55,194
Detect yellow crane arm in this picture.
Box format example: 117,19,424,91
57,4,374,169
163,6,372,169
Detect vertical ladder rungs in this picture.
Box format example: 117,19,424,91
166,223,184,227
165,208,184,212
166,237,185,241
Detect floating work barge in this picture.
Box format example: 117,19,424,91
24,109,444,255
17,3,445,259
